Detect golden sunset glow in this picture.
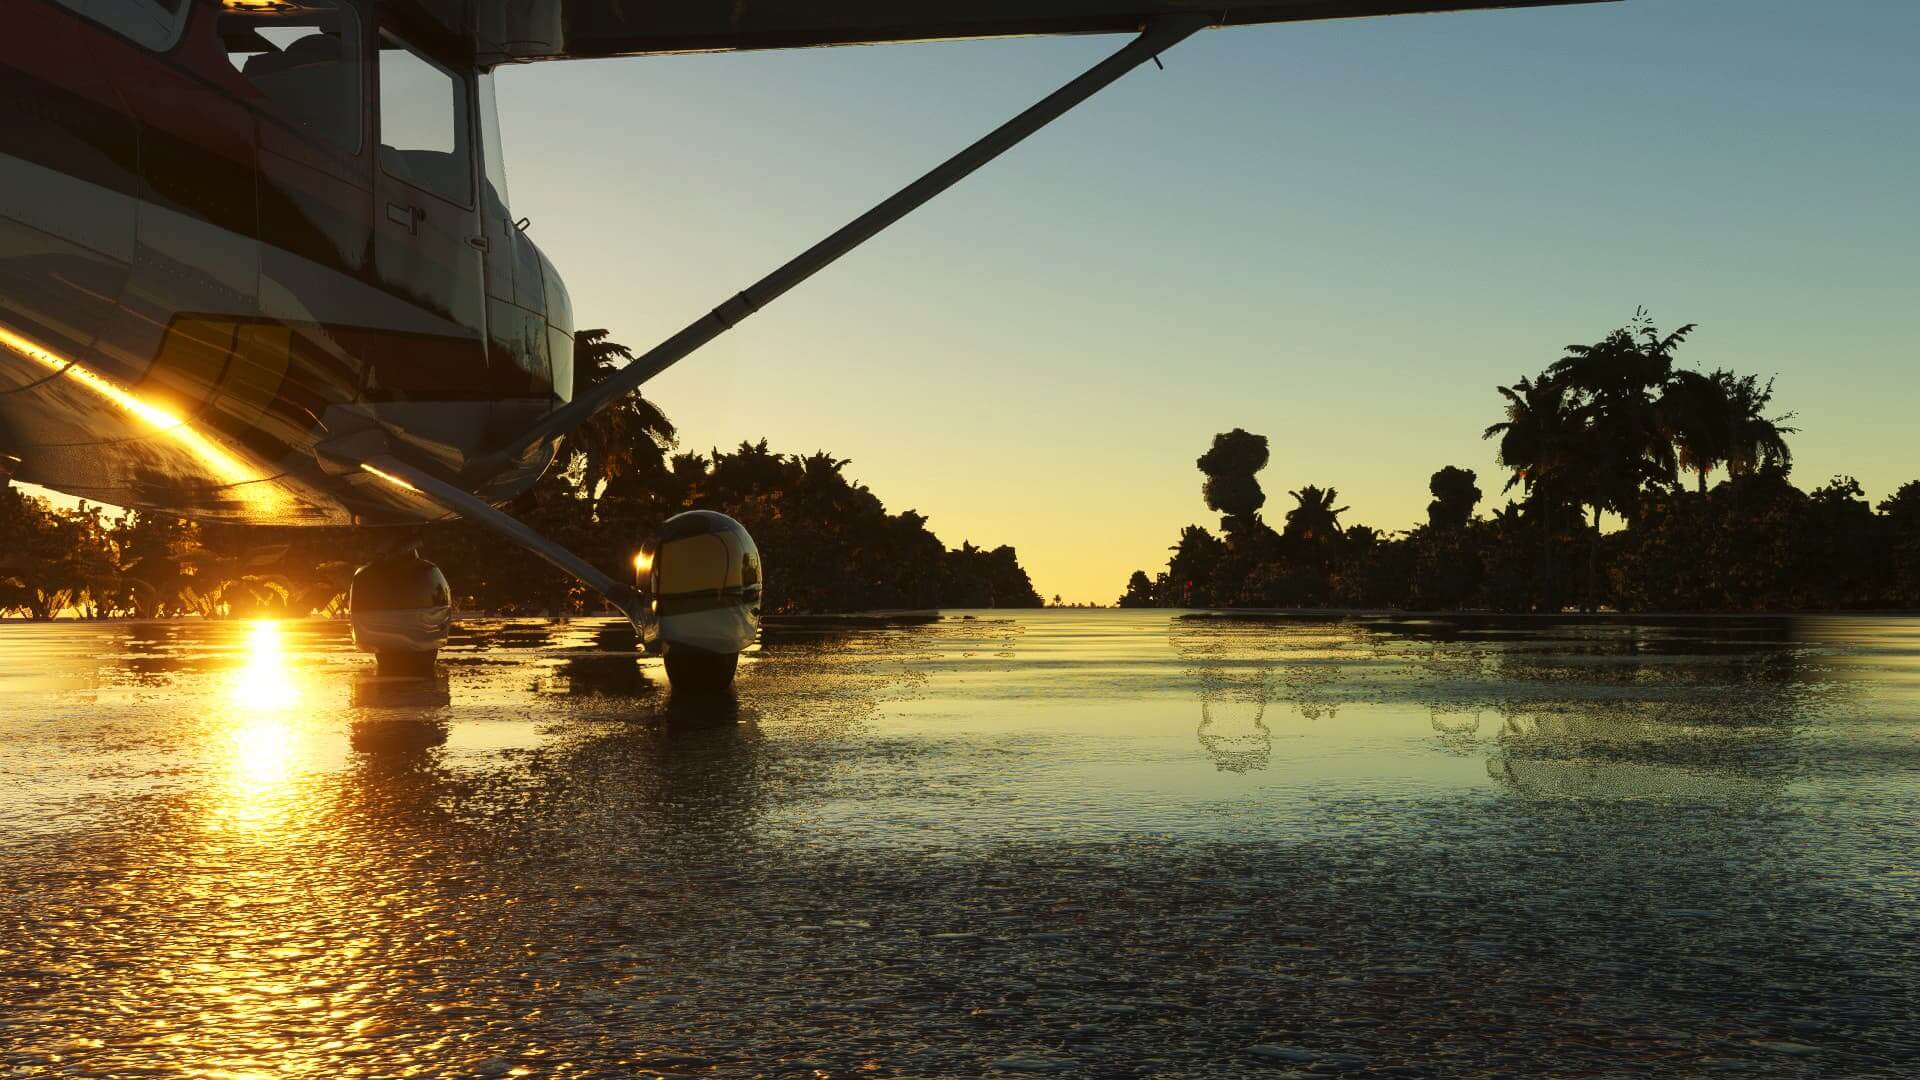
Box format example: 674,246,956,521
0,323,287,514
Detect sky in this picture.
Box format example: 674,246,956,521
487,0,1919,603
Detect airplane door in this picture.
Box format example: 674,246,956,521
368,30,487,400
475,73,517,307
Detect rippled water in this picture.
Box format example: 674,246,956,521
2,611,1917,1077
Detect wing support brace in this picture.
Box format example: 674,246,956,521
360,453,642,617
469,13,1211,480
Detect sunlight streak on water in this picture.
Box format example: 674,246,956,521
214,620,310,831
231,619,300,712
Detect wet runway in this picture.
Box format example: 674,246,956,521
2,611,1917,1077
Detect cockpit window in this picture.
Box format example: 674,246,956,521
378,33,473,207
220,1,362,155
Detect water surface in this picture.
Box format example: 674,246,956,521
2,612,1916,1076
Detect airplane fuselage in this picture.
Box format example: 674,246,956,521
0,0,570,526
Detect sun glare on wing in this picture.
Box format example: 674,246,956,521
0,323,288,513
358,461,422,493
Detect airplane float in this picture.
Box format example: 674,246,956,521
0,0,1606,690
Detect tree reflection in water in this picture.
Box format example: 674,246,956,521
1165,611,1828,799
1170,618,1277,772
1429,705,1486,755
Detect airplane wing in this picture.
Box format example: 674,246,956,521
466,1,1613,64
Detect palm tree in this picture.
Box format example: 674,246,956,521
1544,314,1694,608
1722,373,1796,479
1483,375,1582,505
1167,525,1225,606
1548,314,1686,523
1283,486,1349,544
1551,311,1693,400
1660,368,1733,494
1483,374,1582,608
555,329,677,521
1658,368,1795,493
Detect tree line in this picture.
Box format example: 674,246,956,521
0,330,1042,619
1120,312,1920,612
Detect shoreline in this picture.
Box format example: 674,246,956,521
6,607,1920,626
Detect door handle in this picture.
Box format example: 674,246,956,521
466,234,490,252
385,202,420,233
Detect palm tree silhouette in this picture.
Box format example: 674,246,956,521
1659,368,1795,494
1534,313,1691,608
1660,368,1733,494
1722,373,1797,479
1547,315,1685,526
1483,374,1581,608
555,329,677,521
1167,525,1225,606
1283,486,1349,544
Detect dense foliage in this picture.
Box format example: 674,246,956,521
0,331,1040,618
1120,312,1918,613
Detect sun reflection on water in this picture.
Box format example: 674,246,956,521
232,620,300,711
218,621,306,829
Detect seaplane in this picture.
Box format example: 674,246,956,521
0,0,1606,690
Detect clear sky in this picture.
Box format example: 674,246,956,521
498,0,1911,603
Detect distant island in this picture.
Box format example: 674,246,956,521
0,330,1042,620
1118,311,1920,613
10,313,1917,621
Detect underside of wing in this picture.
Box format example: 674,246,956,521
430,1,1612,66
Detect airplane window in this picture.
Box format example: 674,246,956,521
220,2,362,155
379,35,472,207
50,0,188,52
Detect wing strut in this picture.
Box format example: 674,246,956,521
361,453,642,616
473,13,1212,478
